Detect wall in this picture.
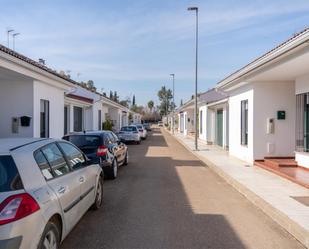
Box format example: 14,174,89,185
198,105,207,141
33,80,65,138
295,73,309,94
0,79,34,137
253,81,295,159
228,84,254,163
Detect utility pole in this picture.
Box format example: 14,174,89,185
12,33,20,50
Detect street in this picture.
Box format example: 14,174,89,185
61,128,303,249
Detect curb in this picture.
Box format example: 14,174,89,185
165,129,309,248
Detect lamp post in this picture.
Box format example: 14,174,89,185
187,6,199,151
170,73,175,134
7,29,14,48
12,33,20,51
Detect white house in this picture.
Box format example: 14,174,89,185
198,89,228,149
217,28,309,169
0,44,74,139
177,98,196,136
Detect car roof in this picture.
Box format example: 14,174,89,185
65,130,111,136
0,138,55,153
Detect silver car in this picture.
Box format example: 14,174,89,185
135,124,147,140
0,138,103,249
118,126,141,144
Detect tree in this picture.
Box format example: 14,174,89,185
86,80,96,91
132,95,136,106
180,99,183,106
120,97,131,108
109,91,113,99
113,91,119,103
157,86,173,116
148,100,154,111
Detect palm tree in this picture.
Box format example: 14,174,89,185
148,100,154,111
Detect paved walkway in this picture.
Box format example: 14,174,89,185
173,131,309,248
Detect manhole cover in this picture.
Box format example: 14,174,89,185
290,196,309,207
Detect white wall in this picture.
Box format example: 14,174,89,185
253,81,295,159
0,79,34,137
295,73,309,94
229,84,254,163
33,80,65,138
199,105,207,141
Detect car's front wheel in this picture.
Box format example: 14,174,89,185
92,175,103,210
38,221,60,249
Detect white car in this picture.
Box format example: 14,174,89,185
118,126,141,144
0,138,103,249
135,124,147,140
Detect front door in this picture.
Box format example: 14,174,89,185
216,110,223,147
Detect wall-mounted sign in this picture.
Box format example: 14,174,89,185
277,111,286,120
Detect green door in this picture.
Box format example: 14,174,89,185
216,110,223,147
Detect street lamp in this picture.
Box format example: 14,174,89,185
7,29,14,48
12,33,20,51
170,73,175,134
187,6,199,151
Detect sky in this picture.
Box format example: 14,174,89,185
0,0,309,107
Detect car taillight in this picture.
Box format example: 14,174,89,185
0,193,40,225
97,145,108,156
139,129,143,132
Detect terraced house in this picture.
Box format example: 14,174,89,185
0,45,140,139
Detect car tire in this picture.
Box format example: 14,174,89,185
108,160,118,179
123,152,128,166
92,175,103,210
38,221,60,249
137,140,141,144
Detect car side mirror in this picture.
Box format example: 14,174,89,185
83,155,93,166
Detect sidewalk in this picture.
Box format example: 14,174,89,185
171,131,309,248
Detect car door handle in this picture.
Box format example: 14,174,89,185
79,176,85,183
58,186,66,194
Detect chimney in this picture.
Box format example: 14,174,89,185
38,58,45,65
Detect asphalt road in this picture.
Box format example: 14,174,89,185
61,128,304,249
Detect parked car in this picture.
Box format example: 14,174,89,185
158,121,163,127
118,126,141,144
135,124,147,139
63,131,128,179
0,138,103,249
143,123,152,131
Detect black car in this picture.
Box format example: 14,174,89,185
63,131,128,179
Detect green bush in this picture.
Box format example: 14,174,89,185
103,119,113,131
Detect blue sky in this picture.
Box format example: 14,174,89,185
0,0,309,107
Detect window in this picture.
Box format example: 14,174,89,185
34,150,54,180
107,132,116,143
98,110,102,130
40,99,49,138
74,106,83,132
200,110,203,134
241,100,248,145
0,156,23,192
58,142,85,170
41,143,70,177
64,135,101,148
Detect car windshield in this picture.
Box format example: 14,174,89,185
121,126,137,132
64,135,101,148
0,155,23,192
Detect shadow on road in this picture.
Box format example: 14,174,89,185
60,127,247,249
